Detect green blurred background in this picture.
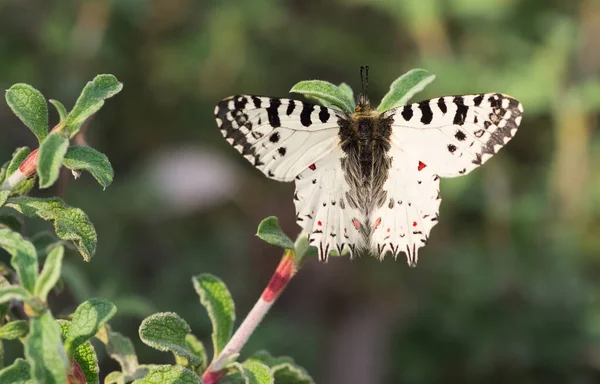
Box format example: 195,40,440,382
1,0,600,383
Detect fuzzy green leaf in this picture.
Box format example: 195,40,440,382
57,320,100,384
105,371,126,384
247,351,313,384
37,132,69,189
0,320,29,339
6,196,97,261
0,358,32,383
65,298,116,357
242,361,273,384
34,245,63,302
1,147,33,201
49,99,68,123
63,146,114,189
290,80,355,114
96,324,139,377
6,147,31,178
0,286,31,304
256,217,295,250
185,334,208,371
338,83,355,109
139,312,203,366
0,228,38,293
5,83,48,143
192,274,235,359
377,69,436,112
64,75,123,137
0,191,9,208
25,310,68,384
293,236,317,266
131,365,200,384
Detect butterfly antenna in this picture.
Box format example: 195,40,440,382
358,65,370,111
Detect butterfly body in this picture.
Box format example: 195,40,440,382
215,83,523,266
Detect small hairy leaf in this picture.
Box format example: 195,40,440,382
185,334,207,371
0,228,38,293
2,147,33,200
37,132,69,189
63,146,114,189
221,363,247,384
0,191,9,207
242,361,273,384
58,320,100,384
95,324,139,377
290,80,355,114
34,245,64,302
0,286,31,304
49,99,67,123
5,83,48,143
0,320,29,339
0,358,31,383
139,312,203,366
293,236,317,266
65,75,123,137
65,298,116,357
247,351,313,384
338,83,355,109
377,68,436,112
25,310,68,384
6,196,97,261
6,147,31,178
104,371,126,384
192,274,235,359
131,365,200,384
256,217,295,250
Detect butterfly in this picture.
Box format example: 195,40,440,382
214,68,523,266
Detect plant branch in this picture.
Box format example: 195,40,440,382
202,249,298,380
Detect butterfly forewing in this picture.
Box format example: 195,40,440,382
215,95,342,181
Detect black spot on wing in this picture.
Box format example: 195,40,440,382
234,96,248,111
319,106,330,123
455,130,466,141
286,100,296,116
473,94,483,107
453,96,468,125
447,144,457,153
269,132,280,143
418,101,433,124
278,147,286,156
300,103,314,127
437,97,447,113
266,98,282,128
401,105,413,121
251,96,262,108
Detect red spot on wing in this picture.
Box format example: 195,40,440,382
318,221,322,226
344,228,347,233
352,218,360,229
374,217,382,228
309,163,316,171
418,161,426,171
387,228,391,233
412,221,417,227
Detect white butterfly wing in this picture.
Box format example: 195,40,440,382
215,95,342,181
382,93,523,177
294,149,364,260
369,150,440,266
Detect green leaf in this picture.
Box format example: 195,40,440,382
138,312,203,366
1,147,34,200
65,298,116,357
0,286,31,304
221,363,247,384
37,132,69,189
34,245,63,302
290,80,355,114
0,228,38,293
5,83,49,143
6,196,97,261
0,358,32,383
62,146,114,189
377,68,436,112
49,99,67,123
131,365,200,384
293,236,317,266
184,334,208,371
242,361,273,384
95,324,139,377
64,75,123,137
0,191,9,208
57,320,100,384
247,351,313,384
105,371,126,384
6,147,31,178
338,83,355,109
256,217,295,250
0,320,28,339
24,310,68,384
192,274,235,359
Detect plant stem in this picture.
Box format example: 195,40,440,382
202,249,298,379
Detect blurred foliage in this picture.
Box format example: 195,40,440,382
0,0,599,383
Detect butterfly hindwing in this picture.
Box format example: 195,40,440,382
369,149,441,266
215,95,342,181
294,148,364,260
383,93,523,177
